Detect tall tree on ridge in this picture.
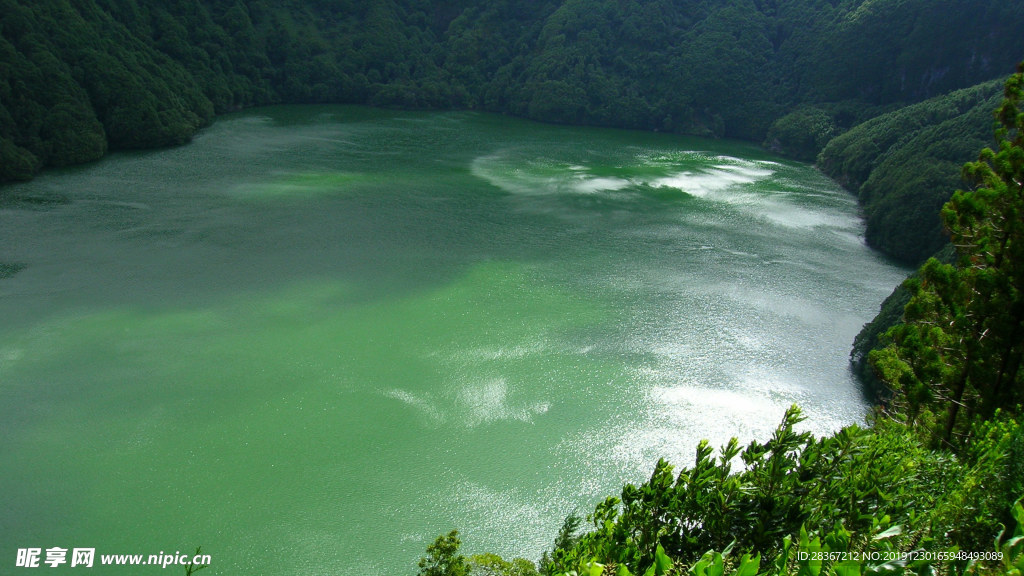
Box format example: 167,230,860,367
870,63,1024,448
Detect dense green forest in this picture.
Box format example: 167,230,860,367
4,0,1022,156
818,82,1003,264
416,68,1024,576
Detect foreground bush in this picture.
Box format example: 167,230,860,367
419,407,1020,576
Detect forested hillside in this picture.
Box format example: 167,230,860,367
4,0,1023,265
3,0,1022,174
818,80,1004,263
4,0,1023,269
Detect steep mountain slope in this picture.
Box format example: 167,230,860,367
3,0,1022,183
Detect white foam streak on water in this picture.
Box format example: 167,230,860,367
443,343,548,362
0,346,23,371
471,149,861,232
382,378,552,429
652,169,759,198
571,176,633,194
757,198,852,230
381,388,446,424
455,377,550,428
712,163,776,177
471,155,633,196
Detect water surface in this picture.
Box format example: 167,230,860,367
0,107,907,574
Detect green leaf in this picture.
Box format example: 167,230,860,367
833,560,862,576
862,560,906,576
872,525,903,540
733,553,760,576
709,552,725,576
775,535,794,574
654,545,672,576
689,553,711,576
690,551,726,576
798,527,823,576
1012,501,1024,537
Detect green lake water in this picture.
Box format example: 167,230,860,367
0,107,908,574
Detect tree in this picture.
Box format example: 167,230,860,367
537,405,1021,576
418,530,469,576
947,64,1024,419
539,513,581,575
870,63,1024,447
468,553,540,576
